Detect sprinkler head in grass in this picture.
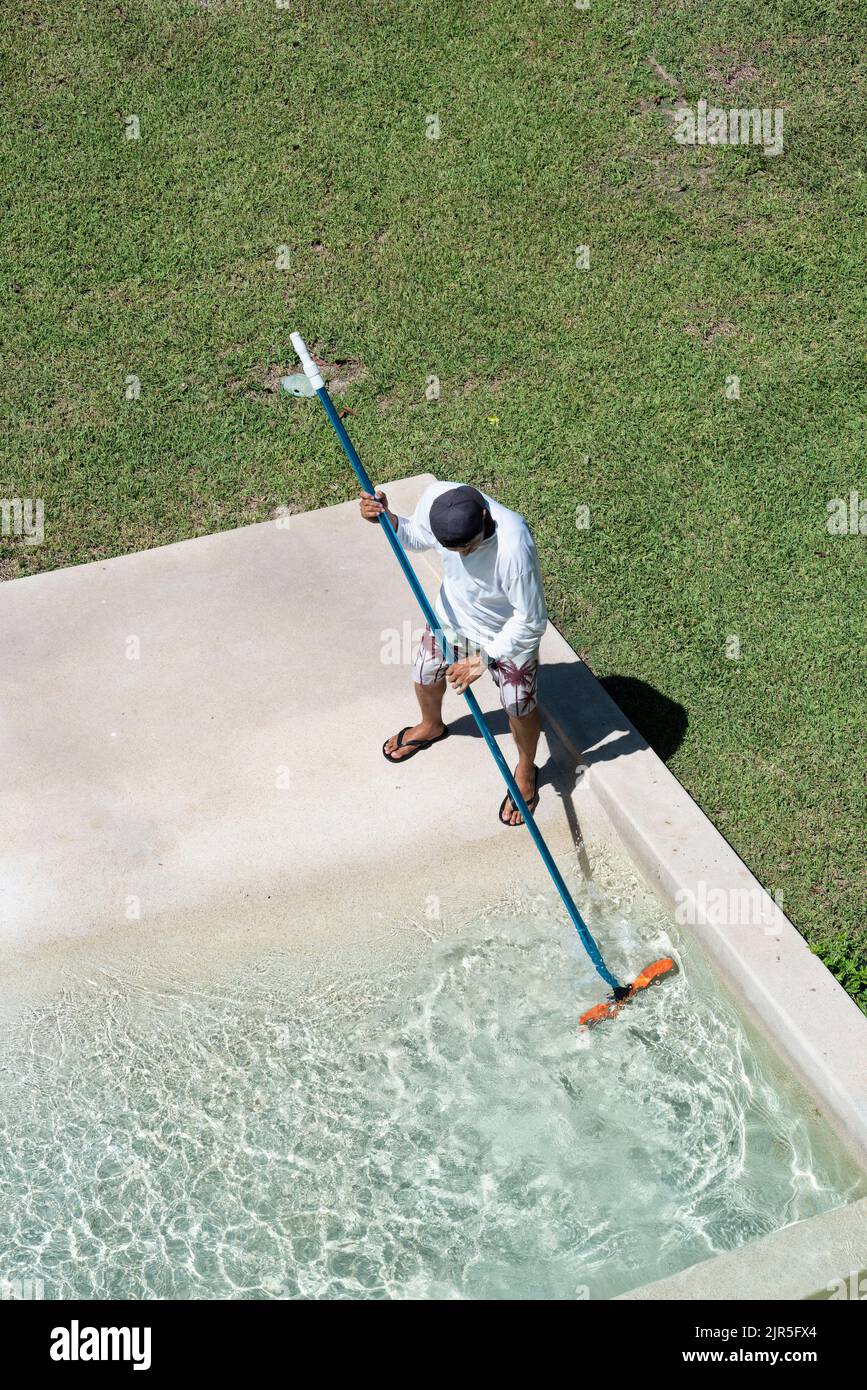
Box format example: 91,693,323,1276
579,957,677,1028
281,373,317,398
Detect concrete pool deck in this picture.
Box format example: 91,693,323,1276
2,471,866,1299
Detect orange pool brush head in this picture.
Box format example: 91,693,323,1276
579,958,677,1028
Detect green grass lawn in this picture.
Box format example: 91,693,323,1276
2,1,865,1007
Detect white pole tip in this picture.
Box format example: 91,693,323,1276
290,331,325,391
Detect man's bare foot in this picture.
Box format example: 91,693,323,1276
500,762,539,825
382,720,446,761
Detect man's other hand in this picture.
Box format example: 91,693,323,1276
446,654,484,695
360,490,394,524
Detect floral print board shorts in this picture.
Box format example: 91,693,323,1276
411,624,539,717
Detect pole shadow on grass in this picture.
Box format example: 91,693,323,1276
446,664,687,883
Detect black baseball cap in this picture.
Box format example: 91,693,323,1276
429,486,487,547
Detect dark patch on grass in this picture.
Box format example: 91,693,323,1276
309,351,368,393
705,48,770,94
683,316,736,345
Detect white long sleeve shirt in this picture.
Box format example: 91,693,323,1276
396,482,548,666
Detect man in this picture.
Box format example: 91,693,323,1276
359,481,548,826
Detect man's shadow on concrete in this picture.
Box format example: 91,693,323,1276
446,665,687,878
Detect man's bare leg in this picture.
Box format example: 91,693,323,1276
383,680,447,759
502,708,542,824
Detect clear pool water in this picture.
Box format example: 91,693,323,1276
0,858,862,1300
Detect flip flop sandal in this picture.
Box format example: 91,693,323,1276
382,725,450,763
499,765,539,826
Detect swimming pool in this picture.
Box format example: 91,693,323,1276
0,852,861,1300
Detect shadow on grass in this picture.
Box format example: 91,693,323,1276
598,675,688,764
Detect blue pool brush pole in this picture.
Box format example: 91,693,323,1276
290,331,624,998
